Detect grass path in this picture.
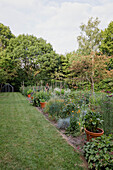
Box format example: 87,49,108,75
0,92,86,170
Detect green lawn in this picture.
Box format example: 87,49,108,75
0,92,86,170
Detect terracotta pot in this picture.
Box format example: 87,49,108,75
40,102,47,108
85,128,104,141
28,94,31,98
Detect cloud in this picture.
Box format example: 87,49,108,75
0,0,113,54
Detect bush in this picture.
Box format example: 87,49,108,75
61,101,76,118
35,91,51,101
44,97,65,120
83,134,113,170
33,91,51,107
27,89,33,95
66,113,80,135
98,93,113,134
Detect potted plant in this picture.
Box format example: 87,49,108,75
27,89,33,98
40,99,47,108
83,110,104,141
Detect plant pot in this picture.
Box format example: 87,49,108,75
40,102,47,108
85,128,104,141
28,94,31,98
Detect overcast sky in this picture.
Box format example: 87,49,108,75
0,0,113,54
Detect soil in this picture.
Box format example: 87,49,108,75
36,106,89,169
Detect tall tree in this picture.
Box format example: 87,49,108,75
0,23,15,50
77,17,102,55
69,53,110,92
0,50,18,91
99,21,113,56
5,34,60,86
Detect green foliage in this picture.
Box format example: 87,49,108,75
77,17,101,55
39,99,46,102
100,21,113,56
35,91,50,101
83,134,113,169
61,101,76,118
66,114,80,135
27,89,33,95
83,110,103,132
20,86,33,96
98,93,113,134
0,23,15,50
44,97,65,119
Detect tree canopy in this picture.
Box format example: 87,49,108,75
99,21,113,56
77,17,101,55
0,20,113,92
0,23,15,50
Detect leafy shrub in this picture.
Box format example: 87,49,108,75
83,110,103,132
33,91,51,107
61,101,76,118
57,117,70,129
98,93,113,134
83,134,113,170
35,91,51,101
27,89,33,95
69,90,91,107
44,97,65,119
66,113,80,135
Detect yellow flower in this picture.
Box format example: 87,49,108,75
77,109,80,113
72,111,74,112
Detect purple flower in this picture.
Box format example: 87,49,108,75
106,91,111,94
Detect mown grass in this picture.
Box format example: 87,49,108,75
0,92,86,170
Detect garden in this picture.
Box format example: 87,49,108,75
0,19,113,170
20,83,113,170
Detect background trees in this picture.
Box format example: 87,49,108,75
99,21,113,56
0,19,113,92
0,23,15,50
77,17,102,55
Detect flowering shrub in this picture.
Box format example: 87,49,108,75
84,134,113,169
61,101,76,118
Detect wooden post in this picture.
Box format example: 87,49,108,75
23,81,24,94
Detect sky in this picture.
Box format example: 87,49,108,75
0,0,113,54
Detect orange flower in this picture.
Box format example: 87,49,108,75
77,109,80,113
